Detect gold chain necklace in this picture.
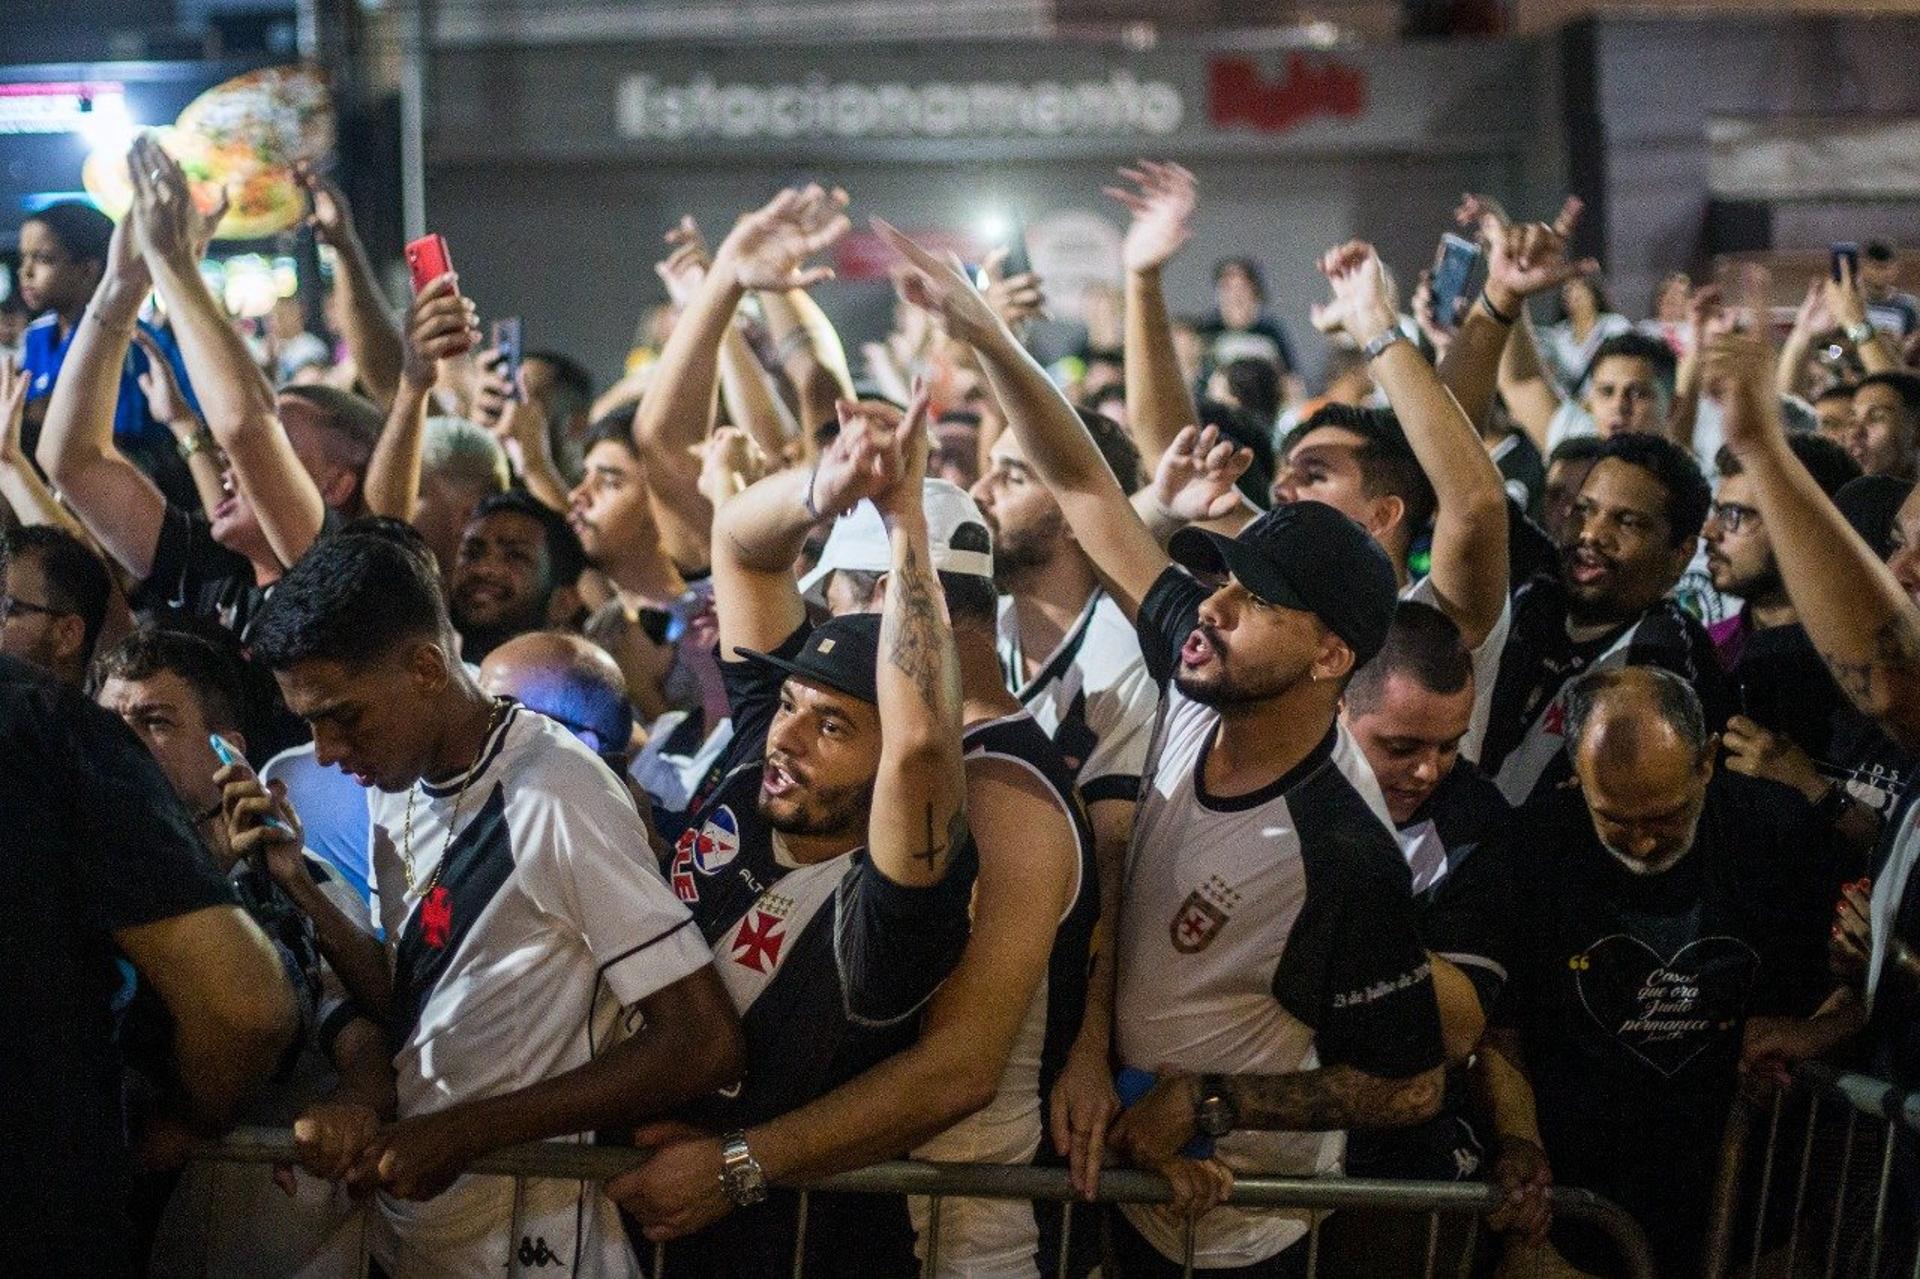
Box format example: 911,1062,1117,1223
400,697,508,898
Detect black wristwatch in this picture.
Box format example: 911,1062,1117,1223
1192,1074,1239,1139
1811,781,1856,829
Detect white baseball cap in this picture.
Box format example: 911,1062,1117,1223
798,479,995,607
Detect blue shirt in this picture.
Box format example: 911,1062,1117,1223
20,312,199,446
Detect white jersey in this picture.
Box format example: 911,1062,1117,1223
997,589,1159,805
343,702,710,1279
1115,569,1446,1269
1401,573,1510,764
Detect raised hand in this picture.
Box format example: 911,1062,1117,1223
656,215,712,308
979,245,1046,330
1825,253,1871,333
810,395,911,519
1460,194,1598,314
1700,331,1783,458
0,358,28,465
868,378,934,525
131,332,201,438
400,273,479,391
1105,160,1197,275
1314,240,1399,348
714,185,850,292
127,133,228,269
295,161,354,249
698,425,766,508
1149,424,1252,523
1791,276,1835,339
873,218,1004,348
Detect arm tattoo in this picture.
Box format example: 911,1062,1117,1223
911,802,966,871
1821,613,1920,715
881,541,954,712
1227,1064,1444,1132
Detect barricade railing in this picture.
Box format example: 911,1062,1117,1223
185,1126,1657,1279
1704,1063,1920,1279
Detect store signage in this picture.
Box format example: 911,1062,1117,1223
1208,54,1366,134
617,70,1184,142
0,82,127,135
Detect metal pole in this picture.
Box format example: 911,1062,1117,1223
1424,1210,1440,1278
1703,1092,1755,1279
397,0,430,241
1056,1201,1073,1279
1751,1089,1785,1278
1826,1109,1859,1278
507,1175,526,1278
1870,1120,1897,1275
1786,1092,1821,1275
791,1190,810,1279
923,1194,942,1278
1180,1216,1195,1279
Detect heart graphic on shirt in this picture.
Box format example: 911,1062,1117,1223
1572,933,1761,1078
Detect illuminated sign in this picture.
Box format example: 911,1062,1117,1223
618,71,1183,142
0,82,130,137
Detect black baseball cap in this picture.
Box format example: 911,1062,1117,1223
1168,500,1399,667
734,613,882,706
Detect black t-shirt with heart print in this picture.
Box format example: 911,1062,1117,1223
1492,771,1835,1276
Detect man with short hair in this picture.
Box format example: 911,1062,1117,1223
875,220,1446,1276
448,489,585,662
1,523,110,686
1485,667,1832,1277
246,524,741,1279
1706,436,1861,747
414,417,509,578
1861,240,1920,339
1812,382,1857,447
1333,601,1516,1271
1848,370,1920,479
1478,431,1731,807
1504,322,1677,451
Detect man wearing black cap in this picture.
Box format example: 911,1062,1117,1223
879,221,1444,1277
608,385,978,1277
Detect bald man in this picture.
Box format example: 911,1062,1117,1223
1478,667,1835,1276
479,630,634,767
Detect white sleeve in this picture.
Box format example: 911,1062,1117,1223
1546,400,1595,452
1402,575,1510,765
518,759,712,1008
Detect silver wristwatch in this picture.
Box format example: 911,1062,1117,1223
1363,327,1407,363
719,1130,767,1207
1847,320,1876,347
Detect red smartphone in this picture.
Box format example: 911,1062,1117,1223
405,233,453,292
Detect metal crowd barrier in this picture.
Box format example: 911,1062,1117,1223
185,1126,1657,1279
1704,1064,1920,1279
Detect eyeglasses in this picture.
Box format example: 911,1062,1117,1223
1708,502,1761,533
0,594,68,622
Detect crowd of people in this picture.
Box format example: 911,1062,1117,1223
4,132,1920,1279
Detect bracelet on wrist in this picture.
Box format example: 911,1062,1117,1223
802,459,825,521
176,429,217,462
1362,328,1408,363
1478,292,1518,326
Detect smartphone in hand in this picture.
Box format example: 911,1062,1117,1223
1831,241,1860,285
491,317,523,402
405,233,454,293
1431,232,1484,330
209,734,297,837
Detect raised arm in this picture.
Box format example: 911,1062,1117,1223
657,217,795,464
131,135,325,569
1321,240,1509,648
759,284,856,436
1440,196,1597,437
1776,278,1833,400
131,330,225,517
34,209,168,577
364,273,478,521
1,357,93,541
296,164,404,408
710,395,908,660
876,219,1171,621
1108,160,1200,468
1827,255,1900,376
1709,331,1920,748
634,187,849,571
865,397,967,889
